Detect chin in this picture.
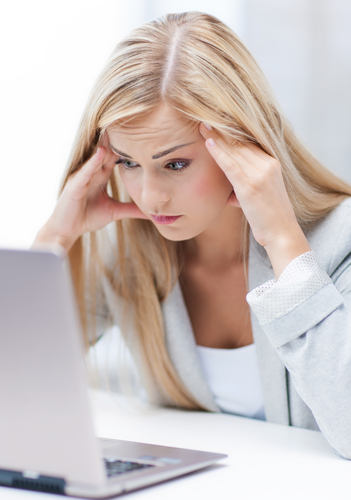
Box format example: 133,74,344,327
152,223,204,242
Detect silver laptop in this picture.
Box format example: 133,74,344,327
0,248,226,498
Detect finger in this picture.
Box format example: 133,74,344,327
110,201,149,221
199,123,244,157
102,146,119,171
200,123,264,175
93,148,119,187
78,147,106,183
99,131,120,169
203,136,247,188
238,142,275,165
83,145,118,190
199,123,277,167
237,143,282,182
85,146,120,197
91,140,119,182
66,148,107,202
99,130,110,149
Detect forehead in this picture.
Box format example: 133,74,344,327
108,105,199,148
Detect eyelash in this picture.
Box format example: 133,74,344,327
115,158,192,173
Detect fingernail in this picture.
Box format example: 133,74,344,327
203,122,212,130
207,138,216,147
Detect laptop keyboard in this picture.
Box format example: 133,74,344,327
103,458,155,478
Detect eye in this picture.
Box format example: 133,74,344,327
166,160,191,172
115,158,138,170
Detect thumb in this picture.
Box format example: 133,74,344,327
110,201,149,221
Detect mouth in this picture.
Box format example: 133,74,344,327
150,214,182,225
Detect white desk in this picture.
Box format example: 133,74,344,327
1,389,350,500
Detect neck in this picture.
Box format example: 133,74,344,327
182,206,246,270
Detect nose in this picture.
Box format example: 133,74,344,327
140,171,171,211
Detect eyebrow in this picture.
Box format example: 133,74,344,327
109,142,196,160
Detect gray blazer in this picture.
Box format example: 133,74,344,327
100,197,351,459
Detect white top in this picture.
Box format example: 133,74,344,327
197,343,266,420
196,253,324,421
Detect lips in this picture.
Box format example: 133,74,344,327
151,214,182,225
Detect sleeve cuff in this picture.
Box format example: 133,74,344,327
246,251,331,325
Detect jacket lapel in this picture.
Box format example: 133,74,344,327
162,233,291,423
162,281,220,412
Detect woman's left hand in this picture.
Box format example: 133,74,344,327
199,123,311,278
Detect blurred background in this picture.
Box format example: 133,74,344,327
1,0,351,248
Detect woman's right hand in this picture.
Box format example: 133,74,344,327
33,145,147,253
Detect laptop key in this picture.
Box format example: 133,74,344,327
103,459,155,478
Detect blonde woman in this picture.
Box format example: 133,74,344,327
34,12,351,458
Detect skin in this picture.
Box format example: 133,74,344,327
108,106,236,244
34,104,311,349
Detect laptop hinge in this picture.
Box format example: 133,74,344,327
0,468,66,495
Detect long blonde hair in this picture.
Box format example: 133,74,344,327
62,12,351,409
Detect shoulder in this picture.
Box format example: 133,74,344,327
305,197,351,276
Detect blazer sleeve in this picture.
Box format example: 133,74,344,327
247,250,351,459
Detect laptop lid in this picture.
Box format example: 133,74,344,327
0,248,105,487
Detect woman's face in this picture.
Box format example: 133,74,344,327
108,105,234,241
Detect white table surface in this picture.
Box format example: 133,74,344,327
1,389,350,500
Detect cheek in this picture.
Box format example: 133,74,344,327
119,171,141,201
191,177,214,198
183,167,232,205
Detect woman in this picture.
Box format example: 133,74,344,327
34,12,351,458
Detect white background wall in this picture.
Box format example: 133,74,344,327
1,0,350,248
0,0,131,248
245,0,351,185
